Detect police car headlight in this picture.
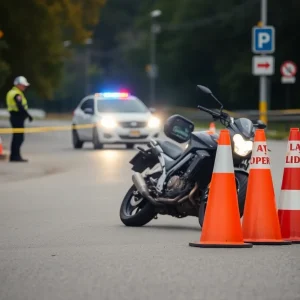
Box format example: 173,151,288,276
100,117,117,129
233,134,253,157
148,116,160,128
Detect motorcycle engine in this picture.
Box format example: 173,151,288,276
166,175,186,197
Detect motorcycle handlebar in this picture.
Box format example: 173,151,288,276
197,105,226,119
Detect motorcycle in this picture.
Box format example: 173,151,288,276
119,85,266,227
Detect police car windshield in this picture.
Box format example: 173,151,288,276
97,99,149,113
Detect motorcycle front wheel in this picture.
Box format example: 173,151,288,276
198,171,248,228
120,185,156,227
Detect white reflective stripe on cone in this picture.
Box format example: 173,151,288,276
249,141,271,170
278,190,300,210
285,141,300,153
284,158,300,168
284,141,300,168
213,145,234,174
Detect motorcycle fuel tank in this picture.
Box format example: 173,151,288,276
191,131,219,150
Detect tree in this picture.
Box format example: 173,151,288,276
0,0,105,102
0,39,10,89
92,0,300,110
134,0,300,109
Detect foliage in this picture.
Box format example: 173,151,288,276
0,40,10,88
0,0,105,101
2,0,299,113
92,0,300,111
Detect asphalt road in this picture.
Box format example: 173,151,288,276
0,120,299,300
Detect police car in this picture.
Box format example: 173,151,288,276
71,91,161,149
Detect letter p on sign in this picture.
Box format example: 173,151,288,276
252,26,275,54
258,32,270,48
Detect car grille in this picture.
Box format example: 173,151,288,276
119,134,148,140
119,121,147,128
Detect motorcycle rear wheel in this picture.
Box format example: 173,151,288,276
198,171,248,228
120,185,156,227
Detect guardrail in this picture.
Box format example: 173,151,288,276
159,107,300,123
0,109,46,119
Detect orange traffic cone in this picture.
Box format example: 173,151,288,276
207,122,216,134
0,136,6,160
189,129,252,248
242,129,291,245
278,128,300,244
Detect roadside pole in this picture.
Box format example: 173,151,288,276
148,10,162,107
252,0,275,125
280,61,297,109
260,0,268,124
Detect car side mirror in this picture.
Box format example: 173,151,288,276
84,108,94,115
149,107,156,113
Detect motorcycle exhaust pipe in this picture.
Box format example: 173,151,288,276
132,173,164,207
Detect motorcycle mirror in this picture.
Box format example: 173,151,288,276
197,85,212,94
256,120,267,129
197,84,224,112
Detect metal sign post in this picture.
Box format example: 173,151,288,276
149,10,162,107
280,61,297,109
280,61,297,84
251,0,275,125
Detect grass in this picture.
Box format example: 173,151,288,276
0,113,72,121
45,113,73,120
192,120,299,140
265,131,290,140
160,106,299,140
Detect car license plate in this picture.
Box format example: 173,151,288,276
130,130,141,137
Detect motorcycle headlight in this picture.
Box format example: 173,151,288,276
99,117,117,129
233,134,253,157
148,116,160,128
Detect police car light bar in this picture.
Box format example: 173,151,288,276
101,92,129,99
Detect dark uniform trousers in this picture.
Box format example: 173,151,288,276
9,112,26,160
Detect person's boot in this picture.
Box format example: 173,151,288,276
19,158,28,162
10,156,28,162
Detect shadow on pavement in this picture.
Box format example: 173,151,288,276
60,146,138,152
116,224,201,232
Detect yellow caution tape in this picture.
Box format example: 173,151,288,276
0,124,96,134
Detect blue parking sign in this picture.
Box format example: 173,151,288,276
252,26,275,53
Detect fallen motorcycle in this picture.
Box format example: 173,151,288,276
119,84,266,227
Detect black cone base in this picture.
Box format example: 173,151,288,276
244,240,292,245
189,241,253,248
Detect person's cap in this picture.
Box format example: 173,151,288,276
14,76,30,87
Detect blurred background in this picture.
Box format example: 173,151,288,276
0,0,299,136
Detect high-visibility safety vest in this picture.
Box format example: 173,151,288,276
6,86,28,112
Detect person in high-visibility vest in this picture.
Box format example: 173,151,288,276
6,76,33,162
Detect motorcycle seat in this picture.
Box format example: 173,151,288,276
155,139,183,160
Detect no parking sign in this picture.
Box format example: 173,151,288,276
280,61,297,84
